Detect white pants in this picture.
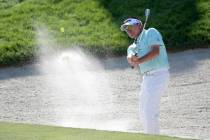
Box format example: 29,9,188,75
139,69,169,135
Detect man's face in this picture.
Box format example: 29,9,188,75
125,24,141,39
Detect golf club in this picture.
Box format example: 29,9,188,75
131,8,150,69
143,8,150,30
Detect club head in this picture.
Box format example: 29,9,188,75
145,9,150,17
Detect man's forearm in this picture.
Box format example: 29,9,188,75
139,47,159,62
132,45,160,64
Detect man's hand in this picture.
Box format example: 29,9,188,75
131,56,142,63
128,55,143,64
129,45,160,66
127,56,140,69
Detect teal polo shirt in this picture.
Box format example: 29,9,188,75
127,28,169,74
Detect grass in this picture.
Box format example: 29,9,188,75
99,0,210,48
0,0,210,65
0,122,192,140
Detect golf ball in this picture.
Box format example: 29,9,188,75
60,27,65,32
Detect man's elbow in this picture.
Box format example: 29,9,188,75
152,45,160,56
155,47,160,56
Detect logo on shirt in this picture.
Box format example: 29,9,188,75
156,38,160,41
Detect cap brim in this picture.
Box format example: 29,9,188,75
120,23,132,31
120,25,126,31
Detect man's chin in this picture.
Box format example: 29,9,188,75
129,35,135,39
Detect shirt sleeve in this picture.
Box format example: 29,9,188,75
146,28,164,47
127,43,137,58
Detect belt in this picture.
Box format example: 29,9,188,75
143,68,169,76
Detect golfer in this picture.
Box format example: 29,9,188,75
121,18,170,134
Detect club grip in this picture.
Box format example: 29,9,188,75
131,53,138,69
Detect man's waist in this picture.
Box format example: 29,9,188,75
140,59,169,74
143,68,169,76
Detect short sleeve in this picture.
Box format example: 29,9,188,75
127,43,137,58
146,28,164,46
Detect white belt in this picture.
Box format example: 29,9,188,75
143,68,169,76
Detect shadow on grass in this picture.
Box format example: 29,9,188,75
0,64,41,80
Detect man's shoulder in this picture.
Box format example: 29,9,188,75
146,27,160,35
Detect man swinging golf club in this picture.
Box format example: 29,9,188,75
120,10,170,134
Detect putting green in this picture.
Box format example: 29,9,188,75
0,122,192,140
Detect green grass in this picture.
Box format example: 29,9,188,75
0,0,128,65
100,0,210,48
0,122,192,140
0,0,210,65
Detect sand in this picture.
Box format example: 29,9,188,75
0,48,209,139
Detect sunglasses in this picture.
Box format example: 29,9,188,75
121,25,135,32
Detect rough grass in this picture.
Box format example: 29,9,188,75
0,0,128,65
0,0,210,65
99,0,210,48
0,122,192,140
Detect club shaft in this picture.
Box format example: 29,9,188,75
131,9,150,69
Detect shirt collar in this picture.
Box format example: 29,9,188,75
136,29,146,42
